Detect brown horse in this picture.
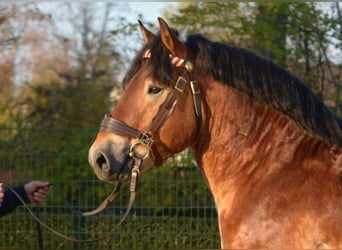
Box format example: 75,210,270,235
88,18,342,249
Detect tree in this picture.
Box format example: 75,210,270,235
61,2,123,83
285,3,342,114
168,2,342,115
169,2,250,46
0,3,122,189
0,3,51,127
0,3,128,128
252,3,289,66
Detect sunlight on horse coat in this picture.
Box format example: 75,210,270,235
88,18,342,249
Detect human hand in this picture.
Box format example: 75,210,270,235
0,183,3,207
24,181,50,204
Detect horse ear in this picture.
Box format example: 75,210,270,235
158,17,187,58
139,20,155,43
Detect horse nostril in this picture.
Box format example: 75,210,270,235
96,154,110,172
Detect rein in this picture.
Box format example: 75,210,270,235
9,50,201,245
8,158,141,243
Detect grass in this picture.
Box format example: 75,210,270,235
0,212,220,249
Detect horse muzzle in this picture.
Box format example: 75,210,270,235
88,138,133,183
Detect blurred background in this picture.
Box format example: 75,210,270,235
0,2,341,249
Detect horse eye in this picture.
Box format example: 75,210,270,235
148,86,162,95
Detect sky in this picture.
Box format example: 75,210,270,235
39,2,178,58
11,2,178,85
11,2,342,85
20,3,342,62
126,2,177,22
40,2,178,45
37,2,177,30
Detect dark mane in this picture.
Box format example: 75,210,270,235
186,34,342,146
123,33,342,146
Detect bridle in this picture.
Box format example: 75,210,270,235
10,49,202,244
98,49,202,228
90,49,202,236
100,50,202,165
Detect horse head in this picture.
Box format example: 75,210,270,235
88,18,201,183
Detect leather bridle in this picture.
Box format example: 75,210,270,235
87,50,202,238
10,50,202,244
97,51,202,230
100,52,202,166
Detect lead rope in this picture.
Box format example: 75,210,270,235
35,204,44,249
8,158,142,243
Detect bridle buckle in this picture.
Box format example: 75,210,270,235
129,133,153,160
138,131,153,147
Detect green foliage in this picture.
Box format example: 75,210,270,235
0,213,220,249
251,3,290,66
0,5,220,248
12,79,113,129
0,3,125,129
0,128,218,249
0,127,218,247
169,2,246,43
169,2,342,116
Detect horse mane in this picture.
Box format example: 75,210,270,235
187,34,342,146
122,33,342,146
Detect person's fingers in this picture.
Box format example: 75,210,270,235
25,181,50,197
36,188,49,197
33,193,45,203
37,185,50,193
24,181,50,204
33,181,50,189
32,186,50,203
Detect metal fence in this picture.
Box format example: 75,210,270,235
0,128,219,249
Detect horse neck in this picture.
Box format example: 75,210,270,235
192,76,330,208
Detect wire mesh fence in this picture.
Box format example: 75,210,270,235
0,128,219,249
